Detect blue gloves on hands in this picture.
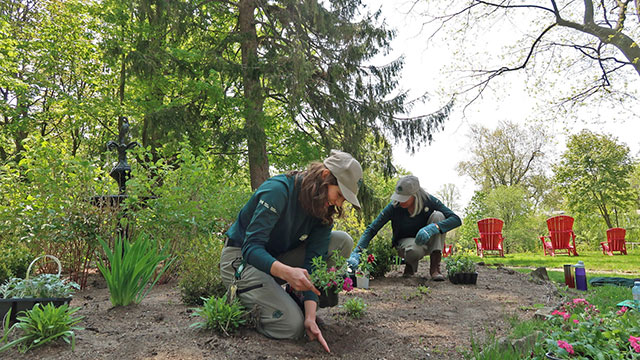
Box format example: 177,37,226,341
415,224,440,245
347,251,360,269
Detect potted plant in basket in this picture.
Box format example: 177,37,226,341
0,255,79,324
355,249,375,289
310,250,352,308
444,254,478,285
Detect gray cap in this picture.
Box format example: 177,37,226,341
323,150,363,209
390,175,420,203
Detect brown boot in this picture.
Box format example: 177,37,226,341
430,251,445,281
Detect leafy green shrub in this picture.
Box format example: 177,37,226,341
179,236,227,305
124,145,251,275
0,303,84,353
342,297,367,319
97,233,175,306
368,233,397,278
0,274,79,299
189,295,247,336
444,254,476,276
0,241,31,284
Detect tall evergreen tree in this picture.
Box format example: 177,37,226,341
232,0,452,189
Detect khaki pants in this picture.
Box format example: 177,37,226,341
219,231,353,340
395,211,445,272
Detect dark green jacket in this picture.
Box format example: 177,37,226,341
226,174,331,302
356,193,461,250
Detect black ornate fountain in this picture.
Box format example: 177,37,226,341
91,116,140,207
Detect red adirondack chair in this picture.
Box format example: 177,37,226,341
443,242,453,258
473,218,505,257
540,215,579,256
600,227,627,256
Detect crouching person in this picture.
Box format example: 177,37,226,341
347,175,461,280
220,150,362,352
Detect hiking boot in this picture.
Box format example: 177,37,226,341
430,251,445,281
403,263,415,277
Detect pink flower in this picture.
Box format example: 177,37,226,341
328,267,337,272
630,336,640,353
562,313,571,321
572,298,587,305
342,277,353,292
573,319,579,324
617,307,628,315
557,340,574,355
367,254,375,263
551,310,564,316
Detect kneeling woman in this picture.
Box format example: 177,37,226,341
348,175,461,280
220,150,362,353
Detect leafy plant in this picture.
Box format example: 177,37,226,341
356,248,376,276
96,233,176,306
189,295,247,336
0,241,31,284
0,303,84,353
368,234,396,278
0,274,80,299
179,236,227,305
342,297,367,319
444,254,476,277
310,250,351,294
533,298,640,359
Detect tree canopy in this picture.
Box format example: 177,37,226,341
554,129,637,228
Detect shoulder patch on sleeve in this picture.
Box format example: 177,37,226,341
259,199,279,214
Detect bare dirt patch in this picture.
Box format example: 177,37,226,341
5,262,560,360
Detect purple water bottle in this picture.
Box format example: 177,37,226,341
573,261,587,291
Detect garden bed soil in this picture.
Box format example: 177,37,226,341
4,262,560,359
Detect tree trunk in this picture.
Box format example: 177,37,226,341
239,0,269,190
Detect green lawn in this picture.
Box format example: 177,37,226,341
469,249,640,275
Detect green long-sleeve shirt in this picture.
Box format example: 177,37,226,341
225,174,331,303
355,193,461,251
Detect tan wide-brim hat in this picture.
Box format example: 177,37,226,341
323,150,363,209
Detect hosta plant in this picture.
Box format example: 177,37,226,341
97,233,175,306
0,303,84,353
190,294,247,336
0,274,79,299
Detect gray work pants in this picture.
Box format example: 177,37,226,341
219,231,353,340
395,211,445,272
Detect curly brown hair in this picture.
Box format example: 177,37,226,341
287,162,343,225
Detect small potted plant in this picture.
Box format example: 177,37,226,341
310,250,352,308
0,255,79,324
444,253,478,285
355,249,375,289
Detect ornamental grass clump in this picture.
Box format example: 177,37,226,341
97,233,175,306
533,298,640,359
0,303,83,353
310,250,352,294
189,294,247,336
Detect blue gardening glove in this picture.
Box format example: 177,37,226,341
347,251,360,269
415,224,440,245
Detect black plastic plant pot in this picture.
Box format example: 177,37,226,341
318,289,339,308
545,352,562,360
0,297,72,325
448,272,478,285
